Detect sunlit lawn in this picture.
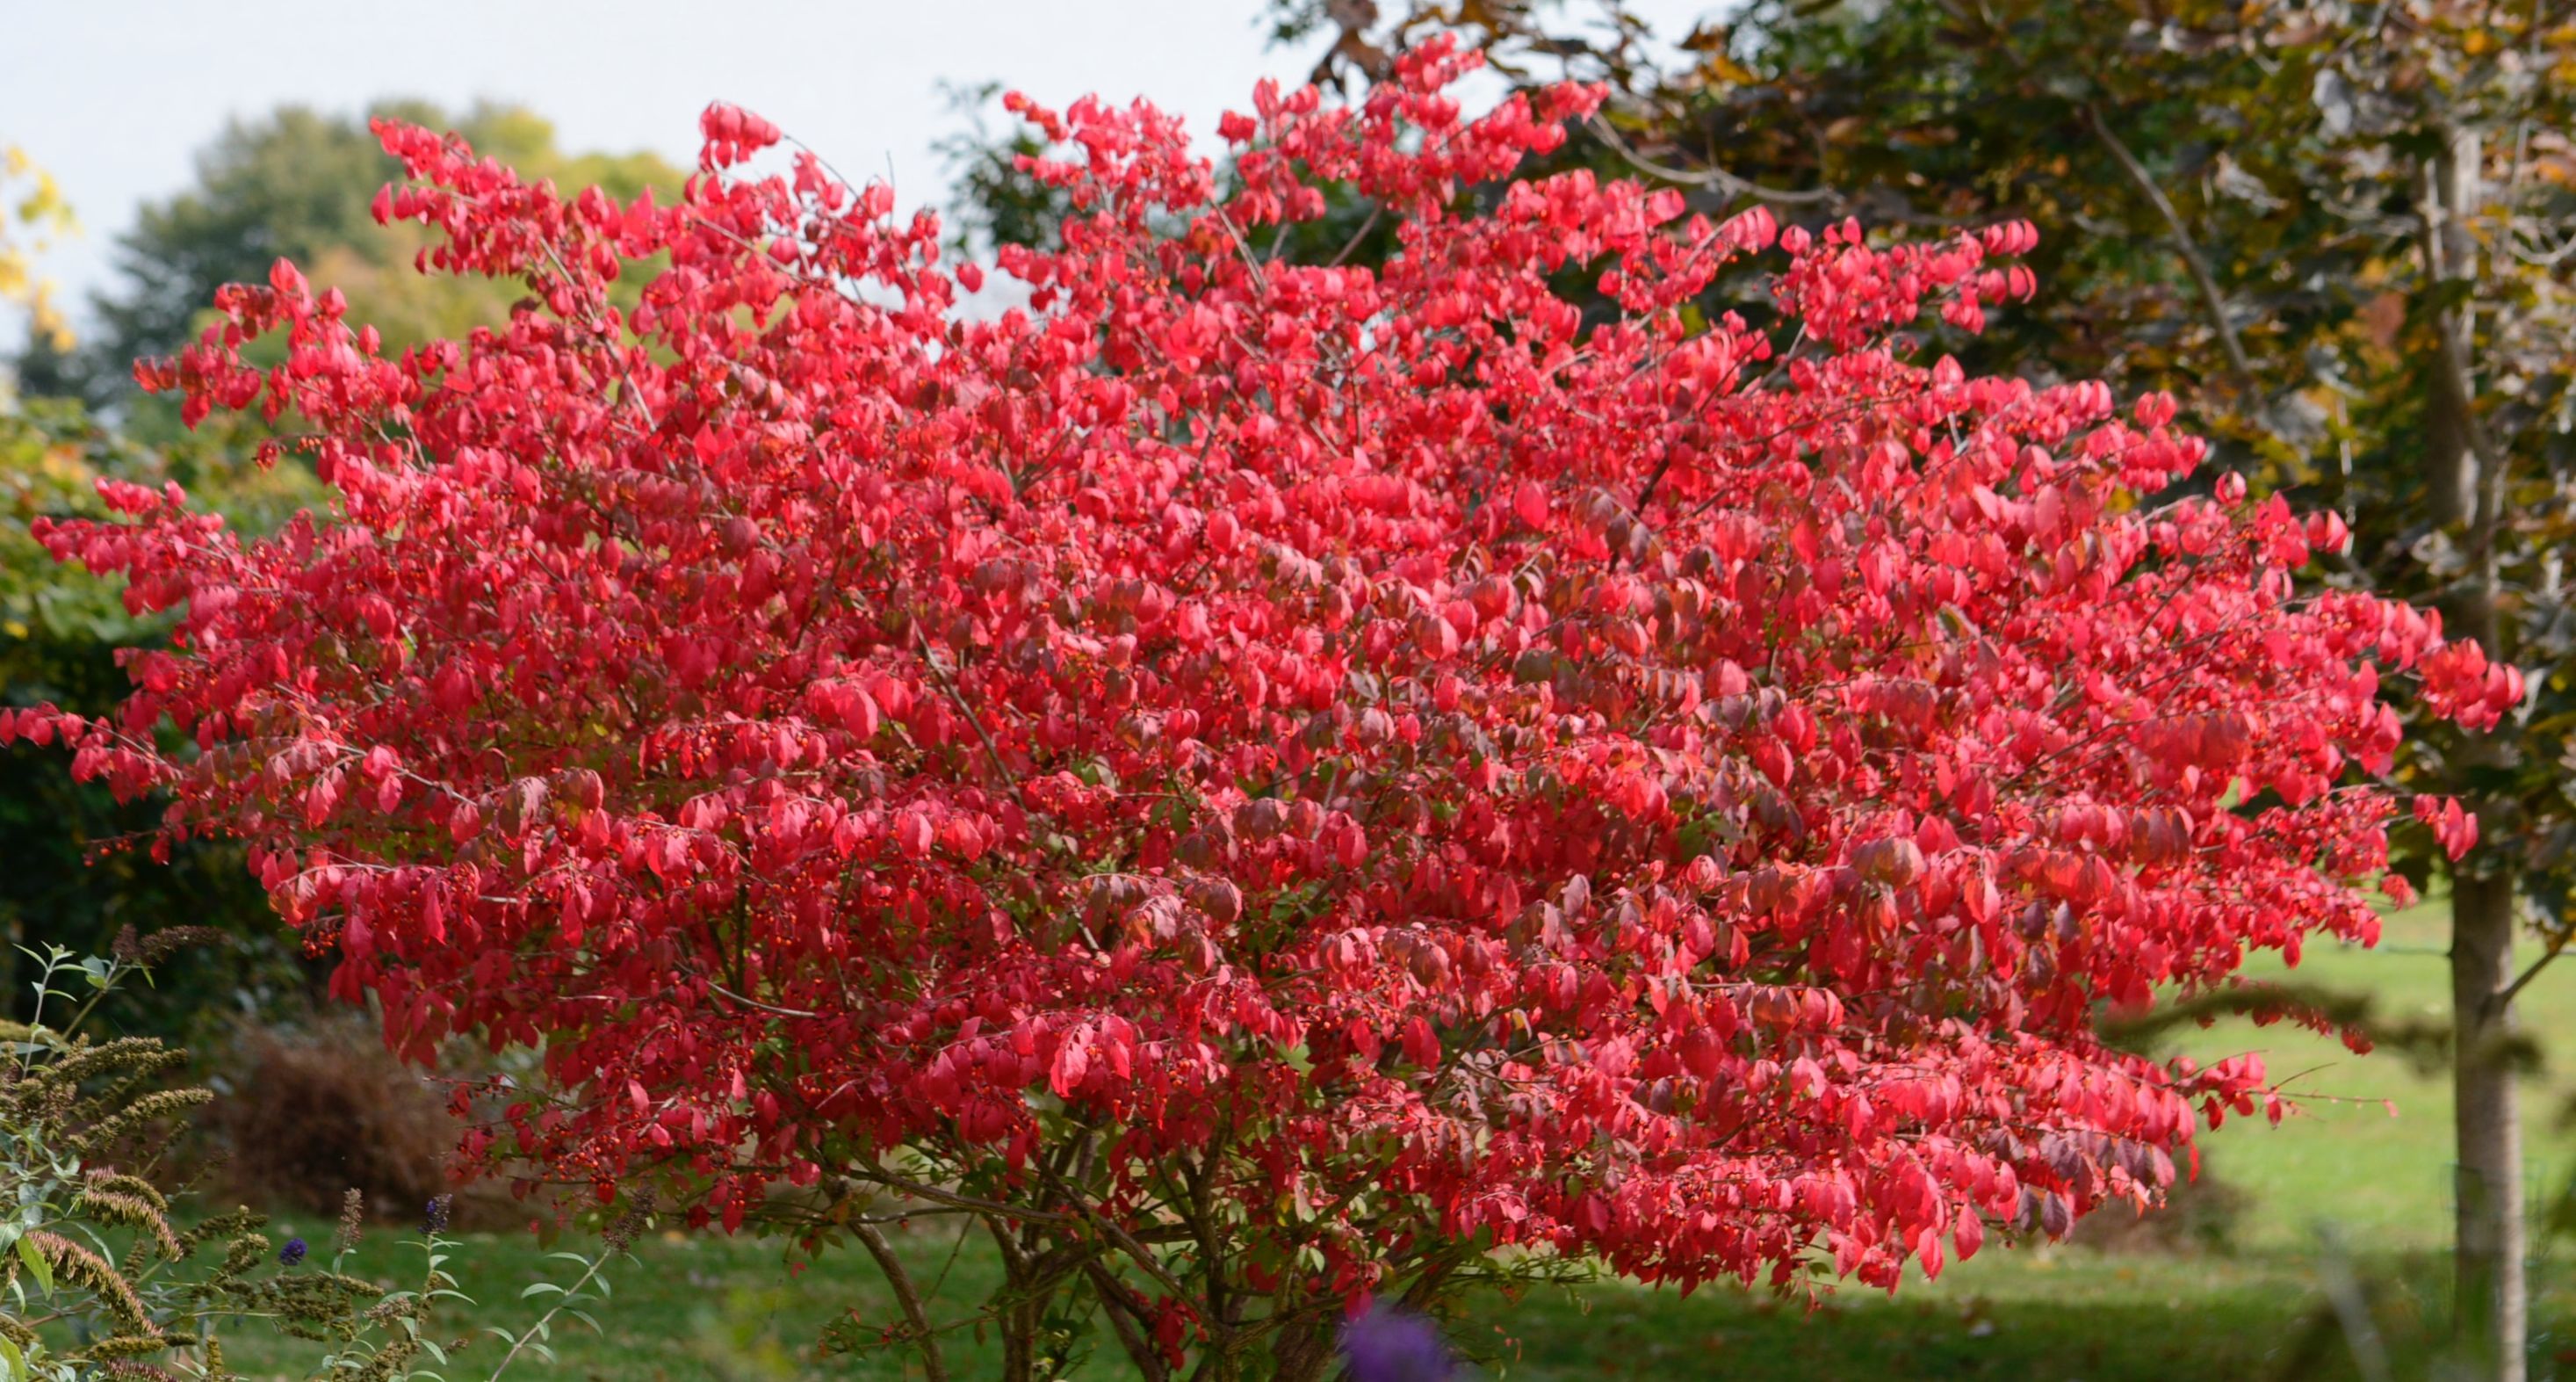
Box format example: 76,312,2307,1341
220,900,2576,1379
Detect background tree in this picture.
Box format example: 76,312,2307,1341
15,101,679,410
7,50,2507,1378
0,141,77,354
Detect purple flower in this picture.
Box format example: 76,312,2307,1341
278,1237,307,1267
424,1195,453,1235
1338,1305,1454,1382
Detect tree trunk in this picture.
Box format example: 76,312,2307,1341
2419,117,2523,1382
2452,868,2523,1382
1266,1320,1339,1382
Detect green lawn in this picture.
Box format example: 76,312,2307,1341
219,900,2576,1380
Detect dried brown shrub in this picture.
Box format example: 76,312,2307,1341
200,1016,508,1227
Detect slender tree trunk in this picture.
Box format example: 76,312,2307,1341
2421,119,2522,1382
2453,867,2523,1382
2445,448,2522,1382
2449,548,2522,1382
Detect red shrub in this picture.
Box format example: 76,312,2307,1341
7,37,2507,1373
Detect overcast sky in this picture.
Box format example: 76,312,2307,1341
4,0,1718,351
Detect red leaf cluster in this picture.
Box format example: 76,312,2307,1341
11,39,2509,1307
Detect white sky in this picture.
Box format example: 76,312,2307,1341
3,0,1720,352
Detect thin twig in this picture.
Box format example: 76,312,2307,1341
704,979,819,1020
911,622,1014,783
1037,1165,1219,1348
1327,205,1385,268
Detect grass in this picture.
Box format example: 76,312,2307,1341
216,899,2576,1380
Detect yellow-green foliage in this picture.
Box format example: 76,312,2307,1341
0,142,76,351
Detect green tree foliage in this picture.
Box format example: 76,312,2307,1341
20,101,680,408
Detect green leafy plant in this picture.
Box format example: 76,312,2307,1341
0,938,625,1382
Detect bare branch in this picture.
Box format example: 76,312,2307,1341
1327,205,1385,269
854,1219,951,1382
704,979,819,1020
912,621,1016,783
1585,115,1841,206
1082,1259,1174,1382
851,1168,1080,1226
2497,929,2566,1015
2081,101,2258,389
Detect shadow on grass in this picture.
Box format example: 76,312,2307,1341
1455,1247,2575,1381
212,1217,2576,1381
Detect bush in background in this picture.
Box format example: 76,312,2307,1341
203,1013,516,1229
